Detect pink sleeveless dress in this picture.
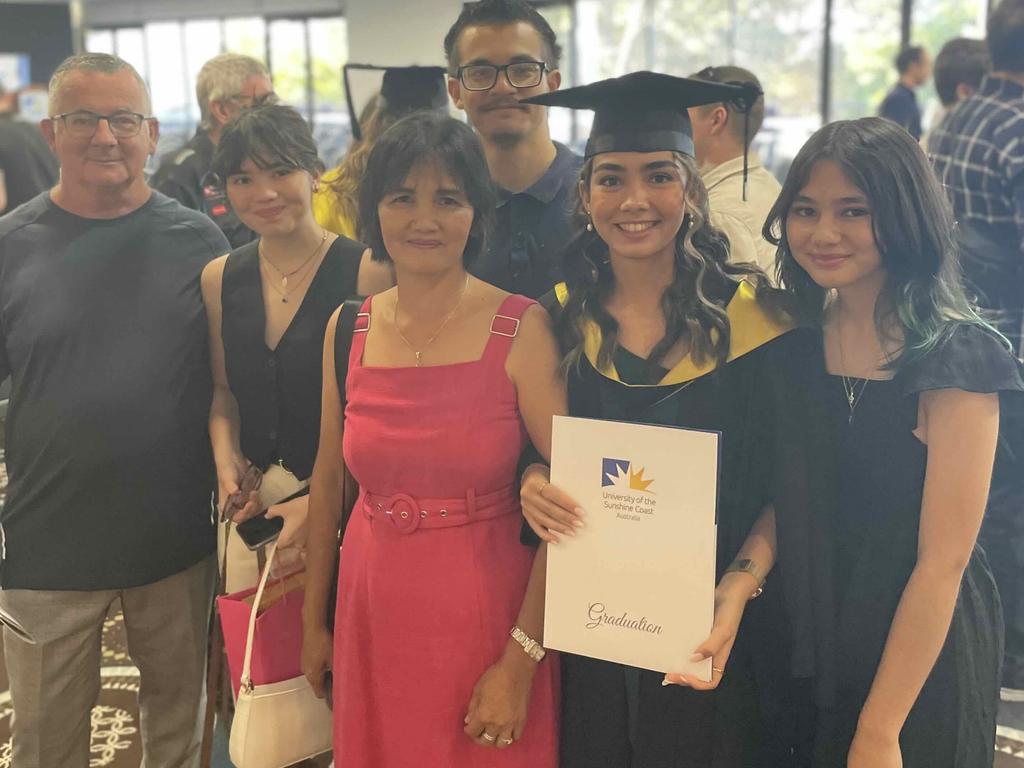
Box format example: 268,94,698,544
332,293,559,767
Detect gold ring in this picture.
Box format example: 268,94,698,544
537,481,549,495
482,733,496,743
712,666,725,675
499,737,514,745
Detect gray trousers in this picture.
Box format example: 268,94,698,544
0,555,217,768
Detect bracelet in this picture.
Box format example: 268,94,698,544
510,625,546,662
724,558,766,598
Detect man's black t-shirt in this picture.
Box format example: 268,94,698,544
0,116,58,216
0,191,229,589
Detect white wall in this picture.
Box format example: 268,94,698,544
78,0,462,68
82,0,344,27
344,0,462,67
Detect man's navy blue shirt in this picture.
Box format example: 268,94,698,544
471,142,583,299
879,82,922,141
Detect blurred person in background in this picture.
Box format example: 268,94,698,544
690,65,782,273
878,45,931,141
0,83,58,215
151,52,274,248
930,0,1024,702
314,64,449,240
922,37,990,151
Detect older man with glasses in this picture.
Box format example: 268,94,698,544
0,52,229,768
445,0,582,299
151,52,275,248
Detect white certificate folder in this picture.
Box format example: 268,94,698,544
545,415,719,678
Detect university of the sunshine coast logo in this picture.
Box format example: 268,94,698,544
601,458,655,493
601,458,657,522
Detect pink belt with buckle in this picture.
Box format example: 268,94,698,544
361,485,518,534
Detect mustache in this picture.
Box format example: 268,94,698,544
481,99,529,111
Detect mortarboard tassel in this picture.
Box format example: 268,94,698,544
742,109,750,202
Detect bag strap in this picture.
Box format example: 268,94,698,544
239,539,280,692
334,297,365,409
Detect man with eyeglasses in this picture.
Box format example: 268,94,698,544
445,0,582,298
151,52,274,248
0,53,229,767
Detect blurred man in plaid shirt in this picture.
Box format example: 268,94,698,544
930,0,1024,700
930,0,1024,355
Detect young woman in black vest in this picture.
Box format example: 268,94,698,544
201,104,392,584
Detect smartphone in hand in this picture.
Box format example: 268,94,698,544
235,512,284,551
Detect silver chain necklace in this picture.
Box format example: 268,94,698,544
835,313,870,425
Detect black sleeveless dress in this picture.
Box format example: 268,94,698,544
814,324,1024,768
220,235,364,479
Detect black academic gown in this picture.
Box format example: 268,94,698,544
546,281,826,768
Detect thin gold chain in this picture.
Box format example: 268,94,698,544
393,275,471,367
259,229,327,284
258,230,328,303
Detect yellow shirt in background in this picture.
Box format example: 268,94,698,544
313,166,356,239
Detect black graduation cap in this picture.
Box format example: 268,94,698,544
523,71,762,198
343,63,448,141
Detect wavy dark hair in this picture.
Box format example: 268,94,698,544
358,111,496,266
558,151,771,375
763,117,1000,369
210,103,323,184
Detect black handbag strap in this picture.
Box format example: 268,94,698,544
334,297,364,408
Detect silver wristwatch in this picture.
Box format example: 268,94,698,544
510,625,546,662
725,558,766,598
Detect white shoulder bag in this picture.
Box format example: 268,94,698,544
229,540,333,768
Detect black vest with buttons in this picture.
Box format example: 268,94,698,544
221,236,364,479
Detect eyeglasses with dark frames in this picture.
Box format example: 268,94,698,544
457,61,547,91
50,110,154,138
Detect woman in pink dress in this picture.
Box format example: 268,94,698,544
301,111,565,766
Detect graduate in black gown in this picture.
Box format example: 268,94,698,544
518,73,822,768
762,116,1024,768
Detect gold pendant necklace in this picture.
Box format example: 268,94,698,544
259,229,327,299
394,275,470,367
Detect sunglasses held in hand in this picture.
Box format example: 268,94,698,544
221,464,263,522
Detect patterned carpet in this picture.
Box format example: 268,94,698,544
0,606,146,767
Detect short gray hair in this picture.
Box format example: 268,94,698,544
196,53,270,130
49,53,151,114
